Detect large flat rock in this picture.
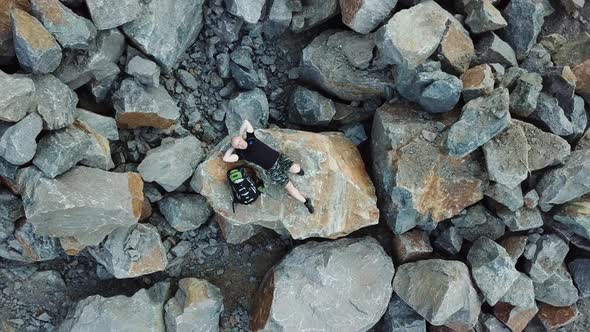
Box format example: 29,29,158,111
251,237,394,332
192,129,379,243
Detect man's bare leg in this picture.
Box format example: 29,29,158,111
285,181,306,203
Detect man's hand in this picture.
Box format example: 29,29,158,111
223,147,239,162
239,119,254,136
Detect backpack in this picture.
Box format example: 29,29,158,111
227,166,264,213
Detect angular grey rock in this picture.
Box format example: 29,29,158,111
396,61,462,113
31,0,97,49
75,120,115,171
383,293,426,332
461,64,494,102
515,120,570,172
33,74,78,130
90,224,167,279
59,282,170,332
86,0,140,30
524,189,539,208
225,88,269,134
577,129,590,151
482,123,529,188
533,264,579,306
500,0,545,60
433,225,463,255
224,0,265,24
0,189,24,233
474,33,517,68
164,278,223,332
393,259,480,330
76,108,119,141
501,66,527,90
138,136,203,192
18,166,144,248
0,157,20,182
437,21,475,75
446,87,511,157
526,234,569,283
553,194,590,240
341,123,368,145
113,78,180,129
494,272,538,332
536,150,590,211
452,204,505,242
569,259,590,298
563,95,587,138
328,31,375,70
177,69,199,91
392,229,433,264
464,0,507,34
468,236,520,305
531,92,574,137
265,0,292,37
300,30,393,101
375,1,450,67
126,56,160,87
498,207,543,231
1,220,61,263
520,44,553,75
158,193,212,232
0,113,42,165
229,50,259,90
11,8,62,74
122,0,205,72
340,0,398,34
371,103,487,232
54,29,125,89
0,71,36,123
509,72,543,117
252,237,394,332
290,0,339,32
485,182,523,212
32,125,91,178
288,87,336,126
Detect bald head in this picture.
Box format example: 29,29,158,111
231,136,247,149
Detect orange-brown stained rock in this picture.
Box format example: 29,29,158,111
116,112,176,129
574,59,590,101
251,270,275,331
127,172,144,220
500,236,528,263
438,23,474,74
340,0,363,26
10,8,58,50
59,236,85,256
392,229,433,263
139,196,152,221
30,0,65,25
128,243,166,276
462,65,486,88
494,302,539,332
0,0,30,40
537,303,578,330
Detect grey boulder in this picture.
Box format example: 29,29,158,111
0,70,36,123
59,282,170,332
498,207,543,231
515,120,570,172
158,193,212,232
340,0,398,34
533,264,579,306
500,0,546,60
33,74,78,130
568,259,590,298
76,108,119,141
467,236,520,305
300,30,393,101
494,273,538,332
32,125,91,178
290,0,339,33
288,86,336,126
393,259,480,330
11,8,62,74
452,204,505,242
31,0,97,49
464,0,507,34
509,72,543,117
252,237,394,332
18,166,144,249
89,224,167,279
224,0,265,24
164,278,223,332
474,32,517,68
554,194,590,240
126,56,160,88
382,293,426,332
531,92,574,137
0,113,43,165
536,150,590,211
86,0,141,30
138,136,203,192
225,88,269,134
113,78,180,129
482,123,529,188
446,87,511,157
485,183,524,212
122,0,206,73
526,234,569,283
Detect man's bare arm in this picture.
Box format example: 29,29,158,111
239,119,254,136
223,147,239,162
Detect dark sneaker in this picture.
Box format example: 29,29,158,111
304,198,314,214
297,169,305,176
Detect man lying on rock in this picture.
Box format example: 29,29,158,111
223,119,315,214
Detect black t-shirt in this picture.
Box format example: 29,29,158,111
237,132,280,170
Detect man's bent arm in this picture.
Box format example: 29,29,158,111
223,147,239,162
239,120,254,136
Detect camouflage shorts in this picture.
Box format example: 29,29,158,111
266,154,293,187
